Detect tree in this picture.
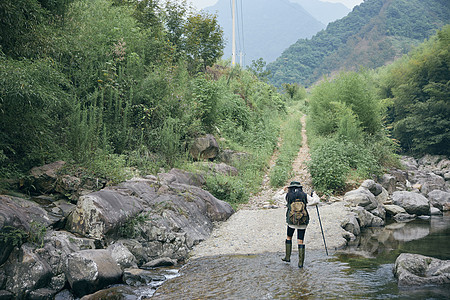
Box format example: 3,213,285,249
184,11,224,73
248,58,271,82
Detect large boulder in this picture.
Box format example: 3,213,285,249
341,213,361,237
67,175,233,263
29,161,66,193
3,245,52,299
361,180,383,196
351,207,384,228
384,204,407,218
39,230,97,290
417,173,446,195
189,134,219,160
0,195,53,265
392,191,430,216
427,190,450,211
64,249,123,297
344,187,378,211
80,285,140,300
107,242,138,270
375,187,389,204
394,253,450,286
67,188,145,240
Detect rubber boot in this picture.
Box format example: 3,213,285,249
281,240,292,262
298,244,305,268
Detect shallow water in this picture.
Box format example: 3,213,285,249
150,214,450,299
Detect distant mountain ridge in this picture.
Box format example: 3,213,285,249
205,0,326,65
267,0,450,87
291,0,350,25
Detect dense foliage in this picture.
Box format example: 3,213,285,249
377,25,450,156
307,71,397,194
0,0,284,205
267,0,450,87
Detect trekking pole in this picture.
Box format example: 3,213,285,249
312,191,328,256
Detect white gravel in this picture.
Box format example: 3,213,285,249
190,200,350,258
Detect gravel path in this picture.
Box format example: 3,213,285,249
190,115,349,258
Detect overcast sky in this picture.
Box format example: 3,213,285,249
189,0,364,10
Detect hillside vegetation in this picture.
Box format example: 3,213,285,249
268,0,450,87
0,0,290,205
307,26,449,193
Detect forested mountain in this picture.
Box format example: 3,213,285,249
291,0,350,25
204,0,325,65
268,0,450,87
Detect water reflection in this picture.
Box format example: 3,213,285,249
342,214,450,261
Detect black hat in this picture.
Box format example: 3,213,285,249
288,181,302,188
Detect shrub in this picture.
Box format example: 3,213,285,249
308,138,350,194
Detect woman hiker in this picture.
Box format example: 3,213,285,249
282,181,309,268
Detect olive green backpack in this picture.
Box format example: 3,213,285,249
289,199,309,226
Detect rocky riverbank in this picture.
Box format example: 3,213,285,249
1,151,449,298
0,166,234,299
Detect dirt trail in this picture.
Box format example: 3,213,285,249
190,115,349,258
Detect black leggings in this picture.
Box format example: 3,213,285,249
287,226,306,241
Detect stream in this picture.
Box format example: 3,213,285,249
148,214,450,299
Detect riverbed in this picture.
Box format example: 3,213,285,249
150,214,450,299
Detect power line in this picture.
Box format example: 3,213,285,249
239,0,245,66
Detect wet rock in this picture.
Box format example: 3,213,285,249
341,214,360,236
122,268,165,286
142,257,177,269
64,249,123,297
351,207,384,228
28,288,57,300
392,191,430,216
430,207,443,215
189,134,219,160
3,245,52,299
369,205,386,220
107,242,138,270
394,253,450,286
393,213,416,222
80,285,140,300
384,204,407,218
29,161,66,194
428,190,450,211
0,290,13,300
54,289,75,300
